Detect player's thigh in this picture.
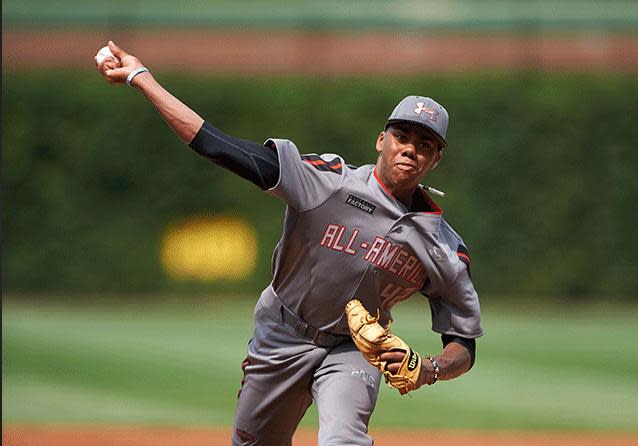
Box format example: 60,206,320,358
233,364,313,446
233,303,324,446
312,341,381,446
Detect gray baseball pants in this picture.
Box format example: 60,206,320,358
232,294,381,446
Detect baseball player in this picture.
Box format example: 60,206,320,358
96,41,483,446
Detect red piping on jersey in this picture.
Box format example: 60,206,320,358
457,252,471,264
373,167,394,196
304,159,342,170
373,167,442,215
305,159,327,165
418,187,443,215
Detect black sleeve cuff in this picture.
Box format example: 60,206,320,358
441,334,476,370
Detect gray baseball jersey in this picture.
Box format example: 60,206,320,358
233,138,482,446
261,138,483,339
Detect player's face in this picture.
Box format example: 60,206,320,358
375,123,442,193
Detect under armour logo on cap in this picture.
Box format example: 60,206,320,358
386,96,449,148
414,102,438,122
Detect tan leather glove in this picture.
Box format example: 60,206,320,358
345,299,421,395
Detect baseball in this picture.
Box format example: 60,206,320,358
95,46,118,65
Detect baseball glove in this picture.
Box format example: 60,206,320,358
345,299,422,395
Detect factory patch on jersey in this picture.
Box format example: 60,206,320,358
345,194,376,214
301,154,343,174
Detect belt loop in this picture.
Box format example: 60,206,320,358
295,320,309,337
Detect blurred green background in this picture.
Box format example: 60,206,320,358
4,73,638,296
3,0,638,433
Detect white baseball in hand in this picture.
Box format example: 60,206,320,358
95,46,118,65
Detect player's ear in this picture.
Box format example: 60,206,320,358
375,131,386,155
430,149,443,170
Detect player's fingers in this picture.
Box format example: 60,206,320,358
378,351,406,363
107,59,120,69
100,59,119,72
97,60,115,78
108,40,129,60
97,61,109,77
104,66,130,84
385,362,401,374
108,42,143,70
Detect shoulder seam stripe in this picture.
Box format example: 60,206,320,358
302,157,343,173
457,252,471,264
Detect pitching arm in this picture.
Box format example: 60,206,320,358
96,41,280,189
96,41,203,144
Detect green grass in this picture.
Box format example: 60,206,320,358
3,297,638,431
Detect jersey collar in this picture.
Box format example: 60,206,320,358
372,167,442,215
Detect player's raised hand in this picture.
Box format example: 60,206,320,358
96,41,144,85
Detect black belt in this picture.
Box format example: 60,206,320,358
266,291,349,348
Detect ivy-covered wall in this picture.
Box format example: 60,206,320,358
4,72,637,297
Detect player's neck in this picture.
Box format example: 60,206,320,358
393,189,414,209
386,182,419,210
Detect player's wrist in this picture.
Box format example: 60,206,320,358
127,66,150,87
422,355,440,385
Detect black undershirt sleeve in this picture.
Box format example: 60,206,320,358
441,334,476,370
189,121,280,190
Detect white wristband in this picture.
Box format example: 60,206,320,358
126,67,149,87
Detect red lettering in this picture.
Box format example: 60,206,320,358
380,283,416,309
332,226,347,252
364,237,386,262
320,224,340,247
376,242,400,268
398,255,418,280
343,228,359,255
321,226,424,287
388,249,409,274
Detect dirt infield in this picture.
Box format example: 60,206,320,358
4,426,638,446
3,29,638,74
